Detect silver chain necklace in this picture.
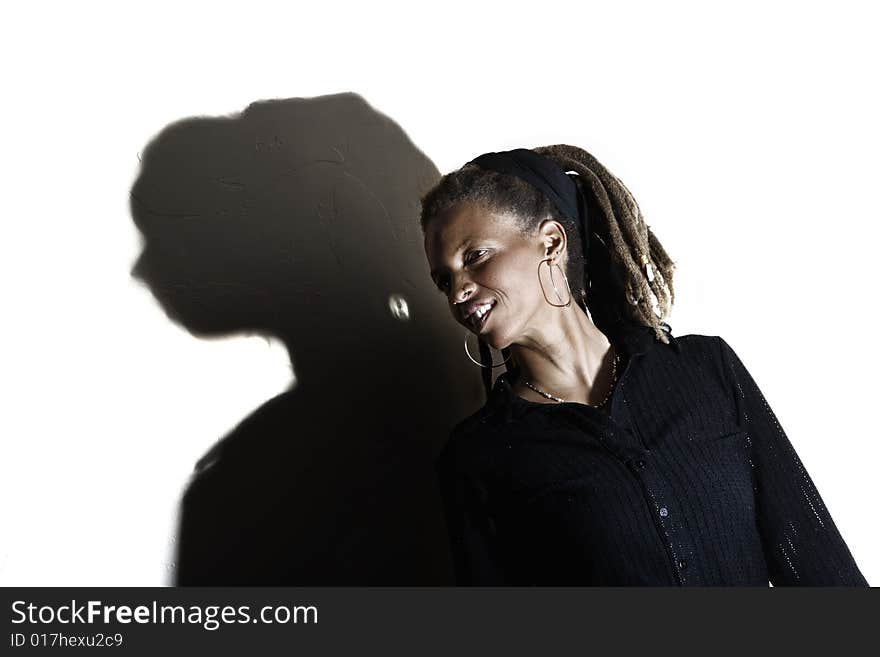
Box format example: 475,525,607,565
522,346,620,408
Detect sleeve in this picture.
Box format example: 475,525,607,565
717,336,868,586
434,442,509,585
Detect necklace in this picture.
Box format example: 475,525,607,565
522,346,620,408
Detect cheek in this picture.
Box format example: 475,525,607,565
489,251,525,282
485,258,536,311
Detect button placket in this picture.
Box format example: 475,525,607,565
624,447,697,585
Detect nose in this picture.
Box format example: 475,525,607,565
449,275,475,306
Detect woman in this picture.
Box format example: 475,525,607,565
420,145,868,586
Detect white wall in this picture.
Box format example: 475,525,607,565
2,0,876,585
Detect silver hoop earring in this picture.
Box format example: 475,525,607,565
538,257,572,307
463,331,512,368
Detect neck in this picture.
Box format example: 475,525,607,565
508,303,615,405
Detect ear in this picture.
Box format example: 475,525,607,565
538,219,567,260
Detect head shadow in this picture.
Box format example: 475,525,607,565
129,92,483,584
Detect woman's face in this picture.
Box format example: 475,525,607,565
423,202,565,351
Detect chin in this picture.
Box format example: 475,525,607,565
470,309,515,351
480,329,512,352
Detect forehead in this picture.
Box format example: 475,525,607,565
423,203,519,264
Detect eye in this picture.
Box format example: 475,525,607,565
434,250,488,294
467,249,487,264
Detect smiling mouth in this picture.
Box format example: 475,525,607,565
468,300,496,332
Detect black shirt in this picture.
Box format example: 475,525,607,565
434,321,869,586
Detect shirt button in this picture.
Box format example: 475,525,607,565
659,506,669,517
634,459,646,470
677,559,687,569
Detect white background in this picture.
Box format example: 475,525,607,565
2,0,877,585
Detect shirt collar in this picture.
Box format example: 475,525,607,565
482,319,679,424
614,319,679,359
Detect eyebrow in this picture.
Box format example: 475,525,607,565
429,237,472,279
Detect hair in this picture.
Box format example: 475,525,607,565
419,144,676,398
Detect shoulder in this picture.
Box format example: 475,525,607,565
670,331,738,367
662,331,756,399
640,326,737,386
434,400,514,481
636,319,728,360
669,331,726,356
435,409,488,470
615,320,725,364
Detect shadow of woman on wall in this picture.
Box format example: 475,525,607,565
130,92,484,584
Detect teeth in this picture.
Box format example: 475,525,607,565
469,301,494,326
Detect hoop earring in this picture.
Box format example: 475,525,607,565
463,331,512,368
538,257,572,307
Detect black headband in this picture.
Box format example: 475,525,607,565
465,148,591,272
